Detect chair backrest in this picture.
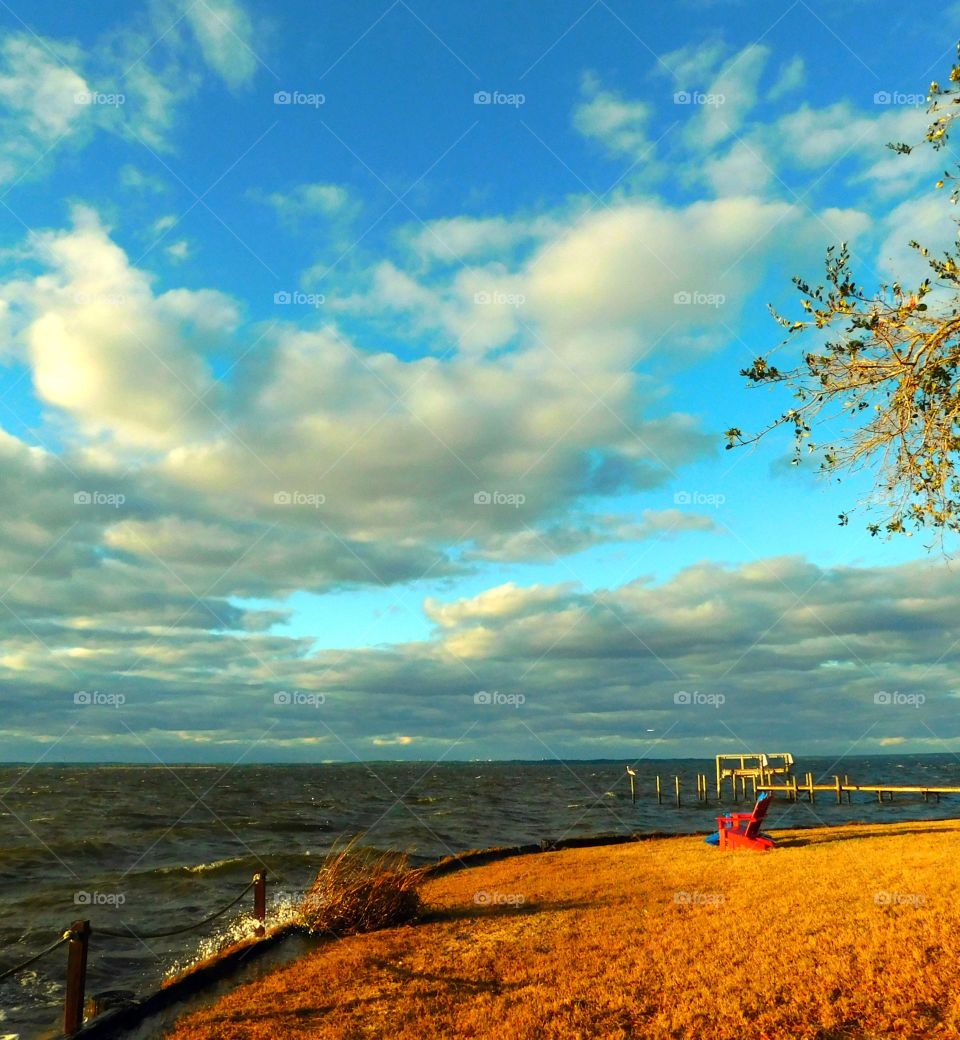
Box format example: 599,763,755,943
744,793,774,837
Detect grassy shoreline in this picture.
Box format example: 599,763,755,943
166,820,960,1039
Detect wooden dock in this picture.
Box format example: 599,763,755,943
715,752,794,800
633,767,960,807
758,772,960,804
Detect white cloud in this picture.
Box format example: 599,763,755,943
771,100,932,184
257,182,359,224
524,196,794,357
165,239,191,260
0,35,91,182
685,44,770,149
116,56,193,150
118,164,168,193
184,0,259,88
342,190,872,370
876,191,958,284
401,214,560,265
0,205,723,599
0,35,88,139
337,258,529,355
701,138,775,196
768,55,806,101
0,0,263,175
464,509,718,562
7,208,236,448
573,73,653,159
5,551,944,758
659,39,728,89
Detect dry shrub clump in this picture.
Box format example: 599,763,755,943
298,842,426,937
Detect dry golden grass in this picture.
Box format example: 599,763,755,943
166,820,960,1039
298,843,425,937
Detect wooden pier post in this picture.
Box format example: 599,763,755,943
834,776,842,805
63,919,90,1035
656,775,662,805
844,775,851,804
253,871,266,937
629,772,636,804
674,775,681,809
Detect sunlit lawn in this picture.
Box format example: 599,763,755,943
167,819,960,1039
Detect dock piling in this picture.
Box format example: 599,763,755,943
253,871,266,937
63,920,90,1036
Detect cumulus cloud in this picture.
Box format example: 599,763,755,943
7,553,960,759
0,204,724,610
0,178,880,617
0,17,951,765
347,191,872,366
524,195,857,360
7,208,235,448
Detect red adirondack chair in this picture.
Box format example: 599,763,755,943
717,792,776,851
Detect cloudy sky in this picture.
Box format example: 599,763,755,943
1,0,959,763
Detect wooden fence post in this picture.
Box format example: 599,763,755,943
254,871,266,937
63,920,90,1035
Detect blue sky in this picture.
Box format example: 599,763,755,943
2,0,960,762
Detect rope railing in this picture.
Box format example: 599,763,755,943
0,870,268,1036
95,878,257,940
0,932,70,983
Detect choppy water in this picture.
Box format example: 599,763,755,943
2,754,960,1038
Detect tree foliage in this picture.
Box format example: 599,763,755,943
727,44,960,540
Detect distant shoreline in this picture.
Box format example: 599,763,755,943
4,751,960,766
